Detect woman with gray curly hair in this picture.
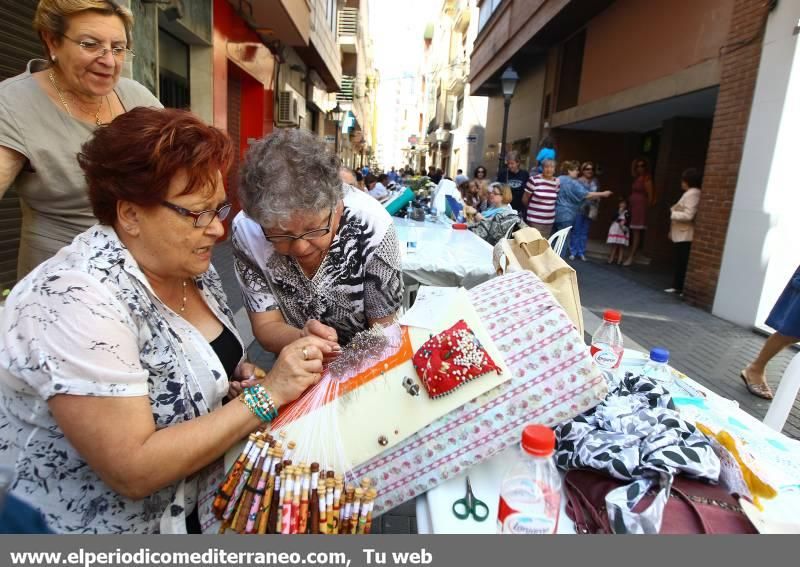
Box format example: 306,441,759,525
232,128,403,353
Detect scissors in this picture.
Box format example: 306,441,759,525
451,476,489,522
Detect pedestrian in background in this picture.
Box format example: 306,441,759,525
534,136,556,174
522,158,560,238
665,168,702,294
606,198,630,264
365,174,388,200
497,150,530,218
740,266,800,400
553,160,612,257
568,162,601,260
624,158,656,266
474,165,487,180
468,183,520,246
0,0,162,280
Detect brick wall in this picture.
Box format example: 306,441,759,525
683,0,770,307
648,117,713,264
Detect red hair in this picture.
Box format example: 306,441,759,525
78,107,234,225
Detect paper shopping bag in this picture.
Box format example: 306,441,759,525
494,226,584,335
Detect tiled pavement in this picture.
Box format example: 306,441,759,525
212,238,799,533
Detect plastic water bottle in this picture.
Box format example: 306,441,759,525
590,309,624,371
642,347,672,385
498,425,562,534
406,202,413,219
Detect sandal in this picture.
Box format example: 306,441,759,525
739,370,774,400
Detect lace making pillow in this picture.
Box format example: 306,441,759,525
412,320,502,399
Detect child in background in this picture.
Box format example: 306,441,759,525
606,199,630,264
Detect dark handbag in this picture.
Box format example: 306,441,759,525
564,469,758,534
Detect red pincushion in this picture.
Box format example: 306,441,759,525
412,320,502,399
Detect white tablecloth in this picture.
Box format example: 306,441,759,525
416,349,800,534
392,217,495,288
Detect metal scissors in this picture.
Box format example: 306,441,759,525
451,476,489,522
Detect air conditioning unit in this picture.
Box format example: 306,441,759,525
277,90,300,126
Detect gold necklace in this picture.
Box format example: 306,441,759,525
48,70,104,126
179,279,188,313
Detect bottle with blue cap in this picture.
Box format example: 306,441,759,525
643,347,672,385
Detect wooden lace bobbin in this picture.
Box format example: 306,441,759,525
325,473,336,534
233,440,268,532
298,465,311,534
275,468,288,534
356,489,372,534
214,432,259,518
290,465,303,534
265,462,283,534
364,489,378,534
244,446,275,534
318,470,329,534
332,477,344,534
280,467,295,534
221,438,263,529
309,463,321,534
341,486,355,535
351,488,364,534
256,446,282,534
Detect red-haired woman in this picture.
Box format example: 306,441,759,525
0,108,331,533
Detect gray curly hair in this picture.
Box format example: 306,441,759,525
238,128,342,229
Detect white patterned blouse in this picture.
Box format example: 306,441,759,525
0,225,245,533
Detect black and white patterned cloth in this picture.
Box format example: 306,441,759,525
0,225,244,533
555,373,721,534
232,185,403,346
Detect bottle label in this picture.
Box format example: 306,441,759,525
497,495,559,534
590,344,622,369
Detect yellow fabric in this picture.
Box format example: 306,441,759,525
696,422,777,509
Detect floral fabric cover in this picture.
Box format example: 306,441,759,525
353,270,607,514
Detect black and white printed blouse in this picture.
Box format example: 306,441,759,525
0,225,244,533
232,185,403,346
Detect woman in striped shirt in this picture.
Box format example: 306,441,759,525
522,159,560,238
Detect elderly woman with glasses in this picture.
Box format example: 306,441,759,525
467,183,521,246
0,0,162,280
232,128,403,354
0,108,330,533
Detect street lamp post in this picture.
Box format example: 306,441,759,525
435,127,449,171
497,66,519,177
329,102,345,158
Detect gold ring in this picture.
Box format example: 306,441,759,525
302,346,309,361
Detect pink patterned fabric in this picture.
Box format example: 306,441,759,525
353,270,607,514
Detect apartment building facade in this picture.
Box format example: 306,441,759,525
470,0,795,330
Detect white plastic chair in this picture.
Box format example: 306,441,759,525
548,226,572,257
763,351,800,432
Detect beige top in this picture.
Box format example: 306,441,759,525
669,187,701,243
0,59,162,280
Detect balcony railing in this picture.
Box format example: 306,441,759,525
337,75,355,103
337,7,358,40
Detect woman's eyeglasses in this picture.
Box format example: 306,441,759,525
161,201,232,228
262,208,334,243
61,34,135,61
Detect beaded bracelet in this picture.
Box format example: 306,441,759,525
239,384,278,422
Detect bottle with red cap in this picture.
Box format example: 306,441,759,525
590,309,624,373
497,424,561,534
